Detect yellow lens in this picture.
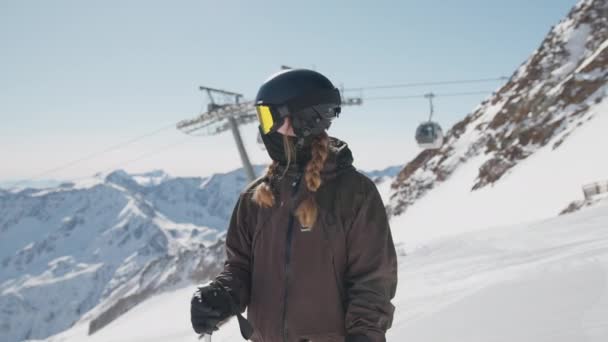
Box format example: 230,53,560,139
256,105,274,134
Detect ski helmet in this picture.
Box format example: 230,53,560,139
254,69,341,138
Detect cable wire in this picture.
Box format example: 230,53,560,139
9,123,177,187
6,77,508,188
96,137,194,178
363,90,495,101
344,76,508,92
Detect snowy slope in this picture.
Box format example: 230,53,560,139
388,0,608,244
388,200,608,342
391,98,608,244
40,196,608,342
0,167,264,342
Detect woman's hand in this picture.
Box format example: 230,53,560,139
190,282,235,335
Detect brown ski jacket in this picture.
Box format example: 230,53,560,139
215,137,398,342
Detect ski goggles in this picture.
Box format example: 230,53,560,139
255,103,341,135
255,105,285,135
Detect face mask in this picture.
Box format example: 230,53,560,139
260,128,313,167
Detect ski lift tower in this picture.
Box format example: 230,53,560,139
177,86,258,181
176,85,362,182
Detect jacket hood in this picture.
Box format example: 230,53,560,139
320,136,354,179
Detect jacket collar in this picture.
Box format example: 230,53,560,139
272,136,354,182
270,136,354,213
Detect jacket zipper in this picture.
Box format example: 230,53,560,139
282,172,302,342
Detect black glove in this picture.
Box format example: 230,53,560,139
190,282,235,335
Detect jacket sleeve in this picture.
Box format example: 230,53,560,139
214,192,254,313
344,178,398,342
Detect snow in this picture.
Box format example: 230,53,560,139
376,175,396,204
15,102,608,340
4,2,606,334
473,97,506,127
0,168,254,341
0,163,402,342
391,96,608,245
42,286,244,342
388,202,608,341
130,170,171,187
551,23,592,78
576,38,608,74
40,196,608,342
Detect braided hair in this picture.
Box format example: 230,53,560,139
252,132,330,229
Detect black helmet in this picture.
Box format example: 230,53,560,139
254,69,341,138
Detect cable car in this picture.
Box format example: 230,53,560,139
415,93,444,150
416,121,444,149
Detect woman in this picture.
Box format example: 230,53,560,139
191,69,398,342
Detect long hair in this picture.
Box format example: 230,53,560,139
252,132,330,229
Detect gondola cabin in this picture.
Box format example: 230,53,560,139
415,121,444,150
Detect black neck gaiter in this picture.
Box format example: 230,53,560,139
260,129,313,168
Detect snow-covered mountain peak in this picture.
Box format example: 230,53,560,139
0,161,403,341
104,169,172,188
103,169,142,192
388,0,608,228
0,167,260,342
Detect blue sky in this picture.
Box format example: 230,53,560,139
0,0,576,184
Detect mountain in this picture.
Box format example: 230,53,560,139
0,166,265,342
0,179,64,191
0,162,399,342
7,0,608,336
387,0,608,243
361,165,404,184
15,1,608,341
38,190,608,342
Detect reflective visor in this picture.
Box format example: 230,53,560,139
256,105,275,134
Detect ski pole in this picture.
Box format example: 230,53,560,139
198,333,212,342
